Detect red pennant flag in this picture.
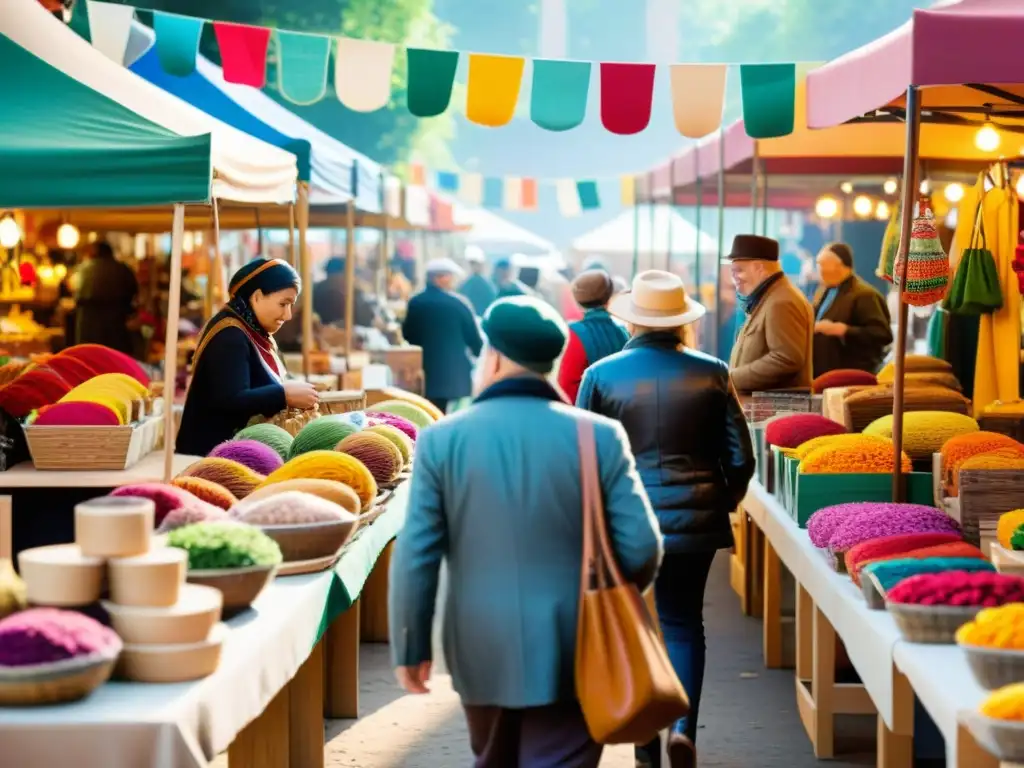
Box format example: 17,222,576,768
213,22,271,87
521,178,539,211
600,62,656,135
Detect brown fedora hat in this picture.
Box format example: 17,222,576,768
727,234,780,263
607,270,706,328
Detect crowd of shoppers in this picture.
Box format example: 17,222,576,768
389,233,890,768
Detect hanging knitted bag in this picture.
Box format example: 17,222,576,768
894,198,949,307
943,200,1003,315
876,197,901,282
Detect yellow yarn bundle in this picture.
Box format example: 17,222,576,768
997,510,1024,550
260,450,378,510
863,411,979,458
799,439,912,475
792,433,890,460
980,683,1024,720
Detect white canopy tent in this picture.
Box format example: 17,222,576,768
453,203,558,257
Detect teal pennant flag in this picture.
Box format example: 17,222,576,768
530,59,591,132
276,31,332,105
577,180,600,210
739,63,797,139
407,49,459,118
153,12,203,77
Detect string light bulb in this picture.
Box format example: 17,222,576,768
883,179,898,195
56,223,80,250
815,196,839,220
944,183,965,203
853,195,873,217
840,181,854,195
875,201,890,220
1016,175,1024,198
0,216,21,250
976,122,1001,152
919,179,932,195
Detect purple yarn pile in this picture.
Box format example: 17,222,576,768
826,503,960,554
209,439,285,476
112,483,217,527
365,412,418,441
0,608,120,666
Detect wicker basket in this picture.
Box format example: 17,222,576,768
962,711,1024,762
318,390,366,415
0,650,119,705
887,602,981,643
961,643,1024,690
861,573,887,610
260,519,359,562
24,416,163,471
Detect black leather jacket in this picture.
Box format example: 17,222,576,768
576,331,755,553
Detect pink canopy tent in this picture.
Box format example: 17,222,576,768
806,0,1024,128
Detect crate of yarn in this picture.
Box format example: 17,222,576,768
0,608,122,705
792,472,933,528
318,390,367,416
960,469,1024,549
940,433,1024,498
231,491,359,564
860,556,994,610
957,605,1024,690
25,413,163,471
841,385,970,433
966,685,1024,762
886,572,1024,643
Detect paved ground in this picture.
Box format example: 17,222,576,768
217,552,876,766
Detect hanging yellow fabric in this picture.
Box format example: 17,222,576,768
465,54,525,127
955,172,1021,413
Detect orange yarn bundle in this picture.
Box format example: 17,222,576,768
799,436,911,475
942,433,1024,495
171,476,238,511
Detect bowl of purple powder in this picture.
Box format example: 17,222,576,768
0,608,122,705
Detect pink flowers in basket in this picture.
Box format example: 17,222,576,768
886,571,1024,607
807,502,959,551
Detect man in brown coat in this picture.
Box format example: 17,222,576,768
727,235,814,393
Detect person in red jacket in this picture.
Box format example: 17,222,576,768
557,270,629,403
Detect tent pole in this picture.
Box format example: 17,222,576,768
298,182,312,380
203,231,215,323
713,127,726,359
287,204,297,267
666,161,676,272
648,198,656,272
631,178,640,279
750,143,760,231
162,203,186,481
761,173,770,235
376,172,389,301
343,201,357,360
890,85,922,503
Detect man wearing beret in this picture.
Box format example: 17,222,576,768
727,234,814,393
557,269,629,403
389,296,662,767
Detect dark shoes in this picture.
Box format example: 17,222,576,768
667,733,696,768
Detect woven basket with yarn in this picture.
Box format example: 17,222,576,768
893,202,949,307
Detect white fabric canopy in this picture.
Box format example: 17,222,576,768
8,0,297,205
572,205,718,256
453,203,558,256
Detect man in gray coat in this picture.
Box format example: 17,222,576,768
389,296,663,767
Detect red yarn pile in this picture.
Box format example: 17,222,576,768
59,344,149,386
43,355,99,388
886,571,1024,606
812,369,878,394
764,413,848,449
844,532,962,581
0,366,72,419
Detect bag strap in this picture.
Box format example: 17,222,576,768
577,419,627,593
970,197,987,251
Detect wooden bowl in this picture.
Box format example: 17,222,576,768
0,650,120,706
186,565,276,616
107,547,187,607
259,518,359,563
117,623,226,683
101,584,222,645
18,545,105,607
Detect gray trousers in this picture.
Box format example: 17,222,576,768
463,700,603,768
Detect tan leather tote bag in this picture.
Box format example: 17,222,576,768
575,419,689,745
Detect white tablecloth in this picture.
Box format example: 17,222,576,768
0,569,335,768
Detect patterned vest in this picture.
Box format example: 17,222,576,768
569,308,629,365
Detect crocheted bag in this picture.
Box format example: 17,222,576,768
893,199,949,307
877,197,901,282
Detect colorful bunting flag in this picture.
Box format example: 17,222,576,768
213,22,272,88
669,64,727,138
152,12,203,76
335,39,396,113
530,59,590,132
436,171,460,193
503,177,523,211
577,180,600,211
483,177,504,209
556,179,582,217
85,1,135,64
600,63,656,135
275,31,331,105
466,54,526,128
406,48,459,118
458,173,484,206
408,163,426,187
521,178,539,211
740,63,797,139
620,176,636,207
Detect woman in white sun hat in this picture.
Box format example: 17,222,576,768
576,269,755,768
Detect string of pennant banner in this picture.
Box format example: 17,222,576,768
84,0,811,141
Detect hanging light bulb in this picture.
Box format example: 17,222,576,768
56,223,80,250
853,195,873,217
1016,175,1024,198
944,183,965,203
840,181,854,195
0,216,21,250
815,196,839,219
919,179,932,196
976,122,1001,152
54,263,68,280
883,178,899,195
875,201,891,220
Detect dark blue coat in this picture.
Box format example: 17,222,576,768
402,285,484,401
458,273,497,317
176,321,286,456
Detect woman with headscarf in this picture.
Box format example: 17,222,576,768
176,258,318,456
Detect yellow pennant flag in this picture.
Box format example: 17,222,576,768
466,54,525,128
620,175,636,207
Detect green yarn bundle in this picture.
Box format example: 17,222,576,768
371,399,432,429
289,415,360,459
235,423,294,461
